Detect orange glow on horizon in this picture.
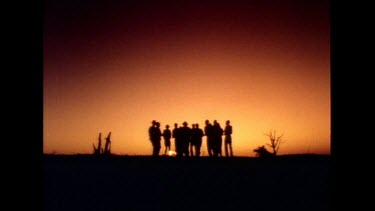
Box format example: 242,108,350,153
44,0,330,156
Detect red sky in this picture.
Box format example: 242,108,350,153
44,0,330,156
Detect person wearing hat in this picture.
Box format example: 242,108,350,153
179,121,191,157
148,120,157,141
148,120,162,156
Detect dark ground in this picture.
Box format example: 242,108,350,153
44,154,330,211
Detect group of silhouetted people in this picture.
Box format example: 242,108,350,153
148,120,233,157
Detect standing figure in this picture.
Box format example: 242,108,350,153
172,123,182,156
148,120,156,155
189,124,196,156
179,121,191,157
204,120,214,156
191,123,204,157
162,125,172,155
213,120,223,157
224,120,233,157
148,120,162,156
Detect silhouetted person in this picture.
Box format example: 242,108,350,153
179,121,191,157
148,120,156,154
204,120,214,156
189,124,196,156
212,120,223,157
224,120,233,157
191,123,204,157
162,125,172,155
154,122,162,156
172,123,182,157
148,120,162,156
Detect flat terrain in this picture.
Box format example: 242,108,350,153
44,155,330,211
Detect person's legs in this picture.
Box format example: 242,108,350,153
225,142,229,157
190,143,194,156
164,140,167,155
195,142,202,157
229,142,233,157
154,141,161,156
218,139,222,157
207,139,212,156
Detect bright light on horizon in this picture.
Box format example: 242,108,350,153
167,150,177,156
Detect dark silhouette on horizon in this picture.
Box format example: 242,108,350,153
104,132,112,155
93,132,102,155
162,125,171,155
145,119,237,158
224,120,233,157
212,120,223,157
148,120,162,156
265,130,284,156
190,123,204,157
253,145,274,158
178,121,191,157
172,123,179,155
189,124,196,156
253,130,285,157
92,132,112,155
204,120,214,157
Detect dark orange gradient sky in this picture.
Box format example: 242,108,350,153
44,0,330,156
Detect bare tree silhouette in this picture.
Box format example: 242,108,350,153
104,132,112,155
264,130,284,156
93,133,102,155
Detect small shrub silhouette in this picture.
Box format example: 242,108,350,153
253,145,274,158
92,132,112,155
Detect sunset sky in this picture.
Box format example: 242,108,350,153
44,0,330,156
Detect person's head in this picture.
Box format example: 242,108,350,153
156,122,160,127
174,123,178,128
151,120,156,126
196,123,199,128
205,120,209,125
182,121,188,127
226,120,230,125
166,125,170,129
